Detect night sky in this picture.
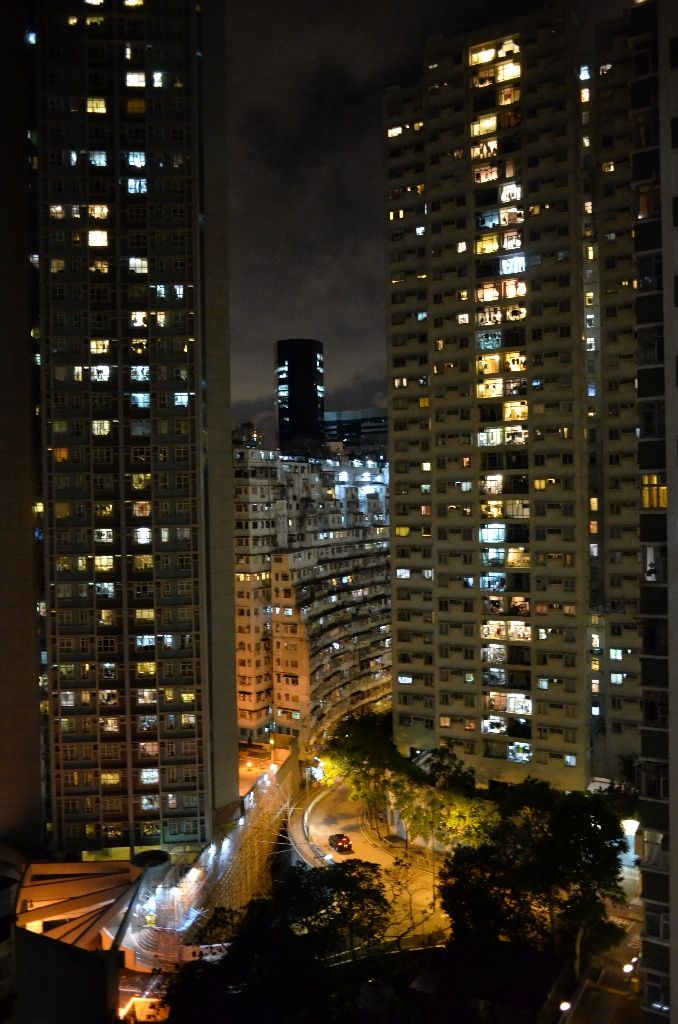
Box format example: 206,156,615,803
225,0,504,439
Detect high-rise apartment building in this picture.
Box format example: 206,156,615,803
386,3,646,795
629,5,678,1019
0,8,44,852
276,338,325,454
34,0,237,855
234,449,390,752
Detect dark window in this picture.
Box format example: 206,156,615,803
672,118,678,149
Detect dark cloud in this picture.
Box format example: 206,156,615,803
225,0,503,431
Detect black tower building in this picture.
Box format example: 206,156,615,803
275,338,325,454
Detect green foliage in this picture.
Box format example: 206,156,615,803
192,905,242,945
437,779,628,969
425,747,477,795
320,712,420,809
438,843,543,948
391,775,496,848
321,715,493,850
166,860,390,1021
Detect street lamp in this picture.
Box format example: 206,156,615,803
558,1000,572,1023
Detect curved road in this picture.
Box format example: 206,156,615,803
304,782,449,943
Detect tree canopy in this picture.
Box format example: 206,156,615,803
438,779,627,969
166,860,390,1023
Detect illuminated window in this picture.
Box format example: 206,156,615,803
395,526,410,537
580,87,590,103
477,281,500,302
49,205,65,219
129,257,148,273
503,401,527,421
88,204,108,219
642,474,667,509
471,140,498,162
500,207,523,227
496,60,521,82
498,84,520,105
469,44,496,66
477,354,501,375
88,230,108,247
500,255,525,275
471,115,497,137
474,163,499,183
477,427,505,447
86,97,107,114
476,233,500,255
128,151,146,168
502,278,527,299
387,126,403,138
126,72,146,88
477,378,503,399
500,182,522,203
94,555,114,572
602,161,615,173
92,419,111,435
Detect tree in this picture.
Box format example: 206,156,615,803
320,712,422,823
166,860,390,1022
438,779,628,970
322,859,390,959
438,842,543,950
391,774,496,849
424,747,476,795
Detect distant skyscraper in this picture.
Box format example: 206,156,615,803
34,0,237,854
275,339,325,454
324,408,389,459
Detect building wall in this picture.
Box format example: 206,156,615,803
36,0,236,854
0,6,44,851
637,2,677,1019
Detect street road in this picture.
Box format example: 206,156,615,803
306,782,449,944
